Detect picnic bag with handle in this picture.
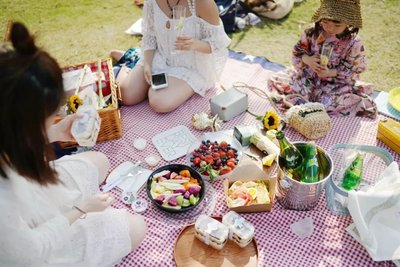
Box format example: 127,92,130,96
286,102,332,140
231,82,332,140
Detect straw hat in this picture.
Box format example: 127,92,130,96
312,0,362,28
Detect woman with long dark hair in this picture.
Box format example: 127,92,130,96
0,22,147,266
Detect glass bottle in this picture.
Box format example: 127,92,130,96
276,130,304,179
300,142,320,183
342,152,365,190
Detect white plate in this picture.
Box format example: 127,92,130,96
152,125,196,161
106,161,152,192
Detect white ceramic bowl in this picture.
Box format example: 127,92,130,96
185,132,243,181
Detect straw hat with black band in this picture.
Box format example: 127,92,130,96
312,0,363,29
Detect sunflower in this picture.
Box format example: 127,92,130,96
68,94,83,113
262,110,280,130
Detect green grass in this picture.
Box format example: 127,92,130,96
1,0,399,91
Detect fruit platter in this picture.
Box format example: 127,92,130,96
186,132,242,181
147,164,205,213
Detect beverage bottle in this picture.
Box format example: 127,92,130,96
342,152,365,190
276,131,303,179
300,142,320,183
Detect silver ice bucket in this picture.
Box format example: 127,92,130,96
276,142,333,211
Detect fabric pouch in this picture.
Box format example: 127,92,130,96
286,102,332,140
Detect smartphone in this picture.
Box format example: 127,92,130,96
151,73,168,90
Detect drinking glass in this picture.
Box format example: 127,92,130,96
171,5,186,55
320,43,333,68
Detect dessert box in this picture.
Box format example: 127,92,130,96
222,211,255,248
194,215,229,250
224,154,276,213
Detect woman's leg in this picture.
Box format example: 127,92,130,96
127,214,147,250
110,50,125,62
148,76,195,113
73,151,110,184
120,65,150,106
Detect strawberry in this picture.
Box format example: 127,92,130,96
227,149,235,158
219,167,232,175
204,155,214,165
212,152,220,159
227,161,236,169
218,150,227,158
219,141,228,149
192,157,201,167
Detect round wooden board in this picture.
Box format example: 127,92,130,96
174,219,258,267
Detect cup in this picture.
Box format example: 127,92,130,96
171,5,186,55
320,43,333,68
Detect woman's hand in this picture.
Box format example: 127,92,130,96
48,113,81,143
65,193,114,224
79,193,114,213
302,55,322,73
175,35,211,54
175,35,196,51
143,63,152,85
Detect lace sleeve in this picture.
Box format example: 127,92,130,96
0,194,70,264
141,0,157,51
199,20,231,80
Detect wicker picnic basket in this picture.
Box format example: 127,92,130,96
56,58,122,148
3,21,122,148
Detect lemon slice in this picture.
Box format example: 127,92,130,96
248,188,257,199
262,153,276,167
175,17,185,30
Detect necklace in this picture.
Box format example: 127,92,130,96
166,0,181,18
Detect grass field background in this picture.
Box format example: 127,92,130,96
1,0,399,91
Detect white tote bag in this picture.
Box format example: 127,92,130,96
347,162,400,262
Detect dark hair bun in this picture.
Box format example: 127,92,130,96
11,22,37,55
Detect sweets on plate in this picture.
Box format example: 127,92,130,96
194,215,229,250
226,180,270,208
222,211,255,248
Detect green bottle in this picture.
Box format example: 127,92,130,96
342,152,364,190
276,131,304,179
300,142,320,183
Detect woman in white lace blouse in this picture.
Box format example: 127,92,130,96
119,0,231,113
0,23,147,267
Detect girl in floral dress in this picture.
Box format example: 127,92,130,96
268,0,377,118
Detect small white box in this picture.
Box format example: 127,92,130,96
210,88,248,121
194,215,229,250
222,211,255,248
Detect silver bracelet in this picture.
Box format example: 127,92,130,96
73,206,87,219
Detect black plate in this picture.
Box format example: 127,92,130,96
146,164,205,213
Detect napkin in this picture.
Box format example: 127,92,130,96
346,162,400,262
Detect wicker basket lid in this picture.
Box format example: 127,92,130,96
312,0,362,28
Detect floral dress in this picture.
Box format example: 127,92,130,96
139,0,231,96
268,27,377,118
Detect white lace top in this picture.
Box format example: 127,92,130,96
140,0,231,96
0,156,131,267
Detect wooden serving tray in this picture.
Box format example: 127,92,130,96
174,218,258,267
